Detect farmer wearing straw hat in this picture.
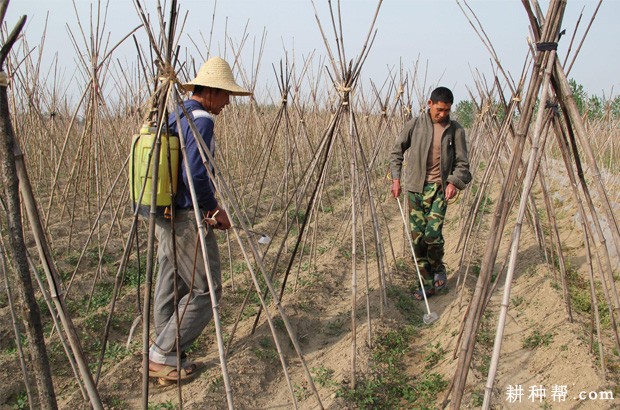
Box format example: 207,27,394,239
389,87,471,301
148,57,251,382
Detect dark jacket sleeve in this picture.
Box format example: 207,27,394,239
181,116,218,211
446,126,472,190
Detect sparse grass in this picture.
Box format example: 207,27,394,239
337,326,415,408
252,337,278,362
10,391,28,410
124,255,146,287
524,266,537,277
522,330,554,349
104,341,130,360
473,195,493,226
402,372,448,409
512,295,525,307
83,311,112,332
273,317,286,331
105,396,127,409
478,352,491,375
394,258,407,272
321,205,333,213
424,342,445,369
324,315,347,337
65,251,80,266
476,312,494,346
338,246,352,260
566,266,591,313
88,283,114,310
471,263,481,277
148,401,175,410
296,270,323,288
210,375,224,391
2,334,26,356
471,389,484,407
288,209,306,224
295,299,313,312
564,265,612,328
387,285,424,327
86,246,111,266
474,310,494,378
294,383,310,402
232,261,248,274
337,307,446,410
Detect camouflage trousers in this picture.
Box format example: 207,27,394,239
408,183,447,289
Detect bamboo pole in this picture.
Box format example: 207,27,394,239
482,39,557,407
348,101,358,389
0,10,60,410
448,2,565,407
0,241,35,408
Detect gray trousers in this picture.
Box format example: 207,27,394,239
150,209,222,365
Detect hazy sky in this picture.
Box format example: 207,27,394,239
5,0,619,103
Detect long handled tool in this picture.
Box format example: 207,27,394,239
397,197,439,325
247,229,271,245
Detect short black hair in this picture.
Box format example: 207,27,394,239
193,85,226,96
430,87,454,104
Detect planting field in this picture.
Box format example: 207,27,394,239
0,1,619,409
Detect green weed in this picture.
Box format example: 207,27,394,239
394,258,407,272
88,283,114,310
288,209,306,224
312,365,336,388
338,246,352,260
106,396,127,409
337,324,446,409
471,389,484,407
522,330,553,349
324,315,347,337
210,375,224,391
148,401,175,410
11,391,28,410
294,383,310,402
387,286,424,327
477,353,491,375
65,251,80,266
124,255,146,287
252,337,277,362
424,342,445,369
273,317,286,331
512,295,525,307
232,261,248,274
104,342,130,360
402,372,448,408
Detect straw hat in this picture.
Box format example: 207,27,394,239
182,57,251,96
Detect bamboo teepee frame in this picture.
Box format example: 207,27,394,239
1,0,619,408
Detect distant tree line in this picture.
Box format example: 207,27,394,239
453,79,620,129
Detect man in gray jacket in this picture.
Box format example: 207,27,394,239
390,87,471,300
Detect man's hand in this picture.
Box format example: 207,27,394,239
391,179,402,199
205,206,231,230
445,183,457,201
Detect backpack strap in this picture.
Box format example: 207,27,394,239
188,109,216,159
191,109,213,121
